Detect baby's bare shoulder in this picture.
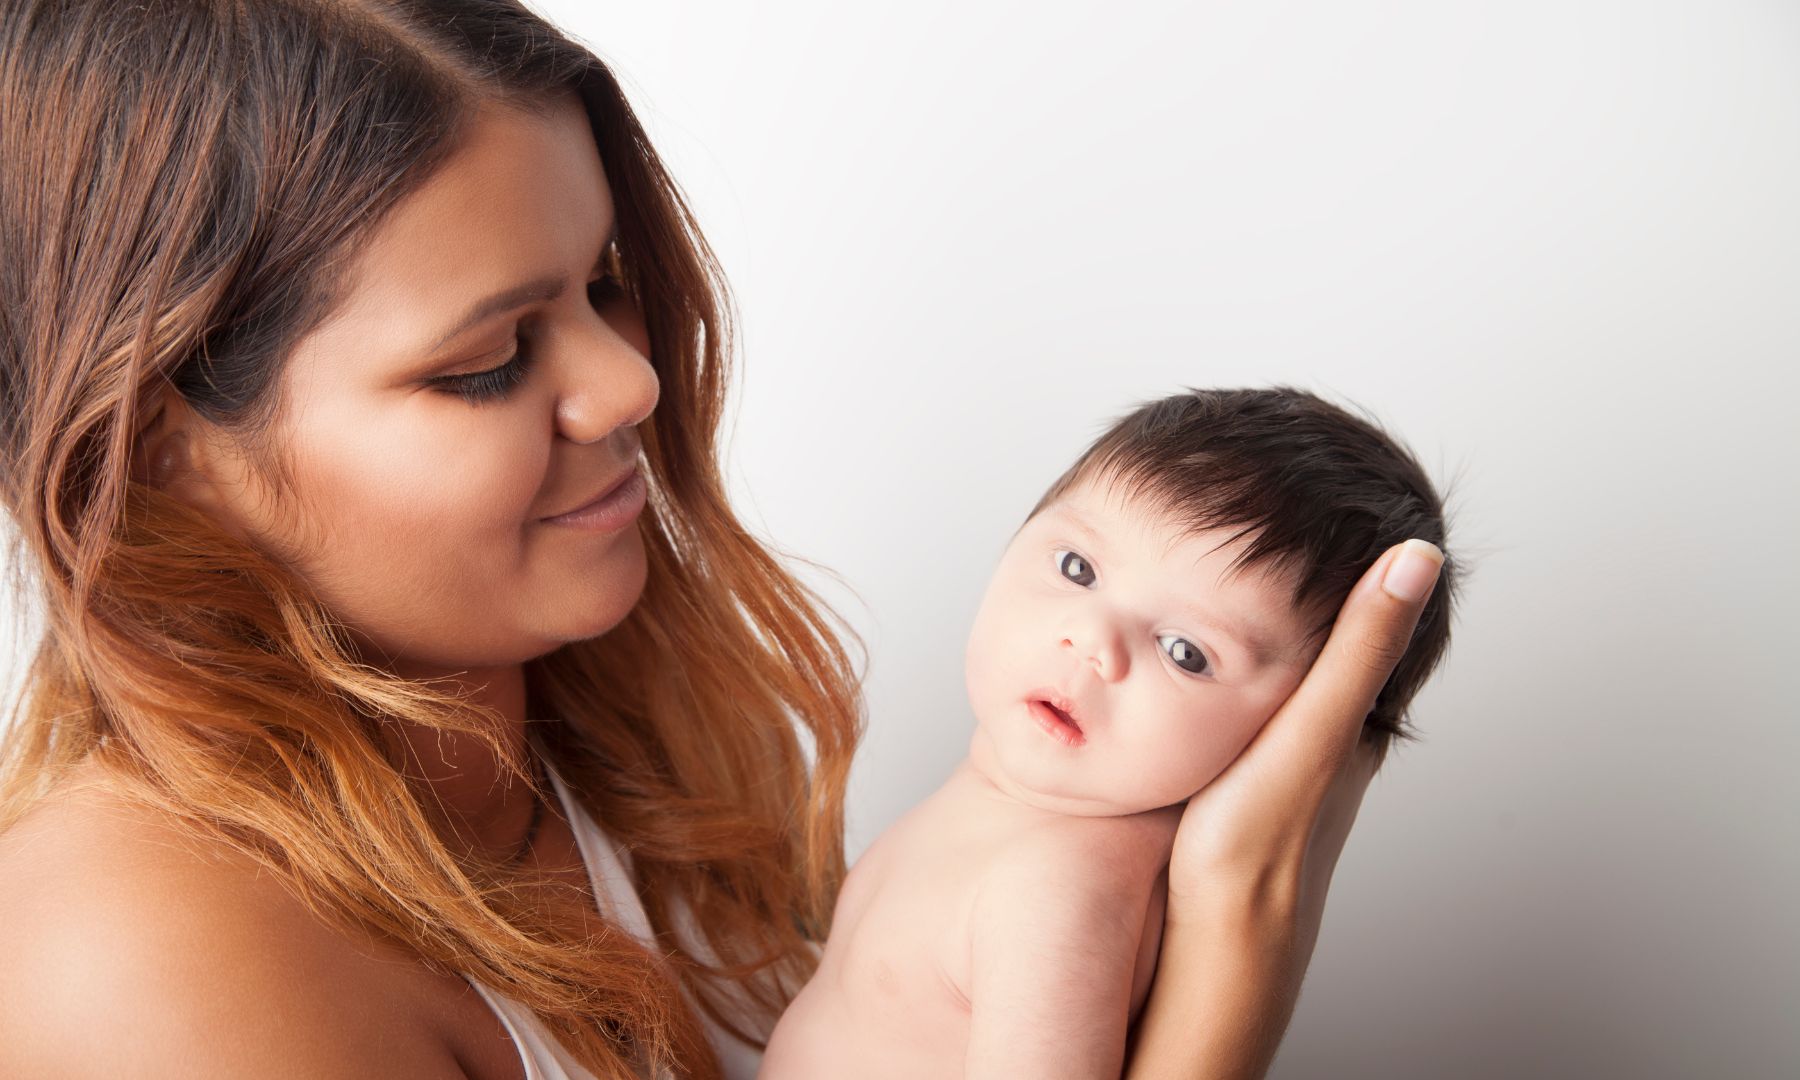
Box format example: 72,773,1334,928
983,809,1177,902
1033,805,1180,862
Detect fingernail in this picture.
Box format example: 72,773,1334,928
1381,539,1443,603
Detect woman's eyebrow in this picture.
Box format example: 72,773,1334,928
425,220,618,353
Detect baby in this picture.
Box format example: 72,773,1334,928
759,386,1457,1078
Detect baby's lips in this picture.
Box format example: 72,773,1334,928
1023,687,1088,732
1046,700,1083,731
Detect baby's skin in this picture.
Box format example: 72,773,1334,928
760,471,1323,1078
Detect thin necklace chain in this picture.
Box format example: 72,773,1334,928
510,751,548,865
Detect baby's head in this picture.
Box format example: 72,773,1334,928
964,386,1458,816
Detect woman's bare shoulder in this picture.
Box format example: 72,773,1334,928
0,764,469,1078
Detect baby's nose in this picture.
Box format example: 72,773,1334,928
1060,631,1128,681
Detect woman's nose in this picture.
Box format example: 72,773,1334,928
552,308,660,446
1060,618,1129,681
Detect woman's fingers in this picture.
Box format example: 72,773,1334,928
1168,539,1443,892
1255,538,1444,801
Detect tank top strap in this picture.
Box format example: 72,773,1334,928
462,761,766,1080
542,762,659,951
541,763,770,1080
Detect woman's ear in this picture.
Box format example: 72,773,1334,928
130,382,227,514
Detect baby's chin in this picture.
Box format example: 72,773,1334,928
968,721,1201,817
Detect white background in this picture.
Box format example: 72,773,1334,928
538,2,1799,1075
6,2,1796,1076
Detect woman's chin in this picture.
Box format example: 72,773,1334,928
543,538,650,640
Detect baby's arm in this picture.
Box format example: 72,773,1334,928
965,827,1163,1079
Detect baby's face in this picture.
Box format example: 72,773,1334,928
964,471,1322,816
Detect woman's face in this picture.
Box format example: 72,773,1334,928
147,92,659,674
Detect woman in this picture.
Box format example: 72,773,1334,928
0,2,1441,1077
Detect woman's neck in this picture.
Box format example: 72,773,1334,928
382,661,540,862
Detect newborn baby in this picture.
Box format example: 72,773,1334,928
759,386,1456,1078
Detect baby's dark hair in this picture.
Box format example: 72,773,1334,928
1024,386,1460,770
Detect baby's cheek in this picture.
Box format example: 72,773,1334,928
962,632,1005,723
1112,731,1201,810
1173,726,1246,797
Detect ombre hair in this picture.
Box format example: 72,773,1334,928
0,2,864,1076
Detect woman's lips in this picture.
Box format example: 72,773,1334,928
539,464,647,532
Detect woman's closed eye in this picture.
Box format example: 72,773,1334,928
429,343,534,404
428,272,627,405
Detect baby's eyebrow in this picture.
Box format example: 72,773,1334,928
1179,603,1289,668
1061,514,1106,550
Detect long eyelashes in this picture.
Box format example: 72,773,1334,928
429,273,627,406
434,345,534,404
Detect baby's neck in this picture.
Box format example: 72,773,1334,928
956,726,1185,826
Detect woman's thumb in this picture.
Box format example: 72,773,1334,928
1272,539,1445,765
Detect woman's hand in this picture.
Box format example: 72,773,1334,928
1125,538,1444,1080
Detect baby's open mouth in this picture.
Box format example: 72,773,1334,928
1039,701,1081,731
1027,699,1087,747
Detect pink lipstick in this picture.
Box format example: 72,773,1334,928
540,464,647,533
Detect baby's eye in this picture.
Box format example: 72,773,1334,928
1158,633,1212,676
1052,549,1095,587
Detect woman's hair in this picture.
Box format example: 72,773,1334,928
0,2,865,1076
1025,386,1462,770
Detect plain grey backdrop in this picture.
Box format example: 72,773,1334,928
6,1,1796,1077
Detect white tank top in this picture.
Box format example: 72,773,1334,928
463,764,774,1080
